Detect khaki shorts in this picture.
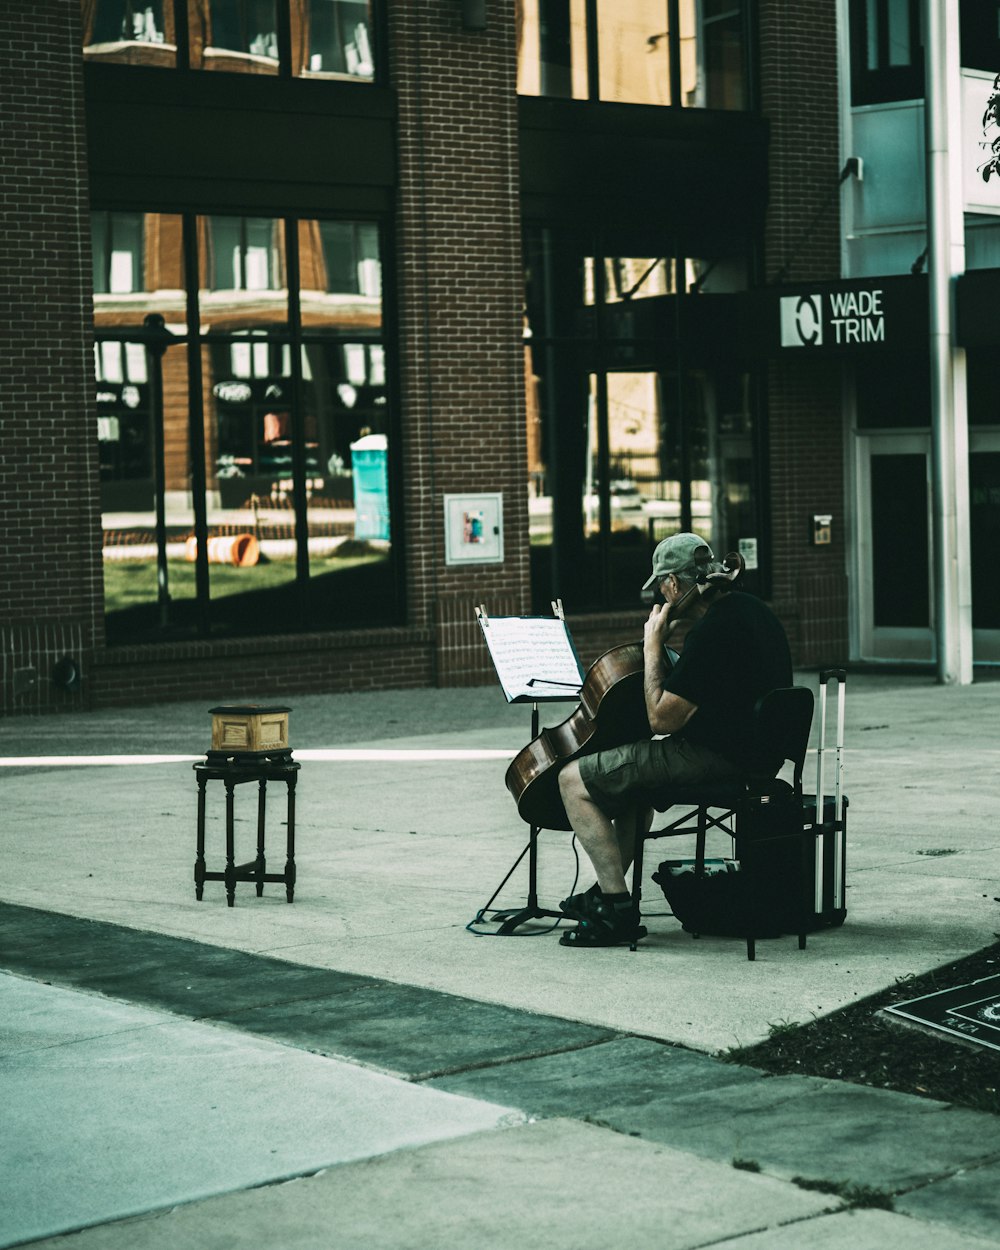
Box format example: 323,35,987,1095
576,737,745,818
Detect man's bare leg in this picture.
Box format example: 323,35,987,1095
613,806,652,881
559,761,629,894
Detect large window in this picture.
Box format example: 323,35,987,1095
83,0,178,66
82,0,378,81
516,0,749,109
850,2,1000,104
92,209,397,644
849,0,923,104
523,224,760,613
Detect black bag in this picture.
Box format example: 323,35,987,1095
651,858,787,939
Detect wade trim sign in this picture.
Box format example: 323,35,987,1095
751,274,928,354
780,289,886,347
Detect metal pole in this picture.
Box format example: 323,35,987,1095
144,313,171,629
924,0,973,684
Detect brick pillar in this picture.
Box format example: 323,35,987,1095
390,1,530,685
0,2,101,712
758,1,847,666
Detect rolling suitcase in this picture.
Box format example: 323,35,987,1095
727,668,849,950
802,668,849,929
651,670,849,958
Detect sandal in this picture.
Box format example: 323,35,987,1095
558,889,646,947
559,881,602,920
559,918,648,947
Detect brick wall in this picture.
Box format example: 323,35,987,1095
758,0,842,286
758,0,848,664
1,0,849,715
390,0,530,685
90,625,434,707
0,2,104,707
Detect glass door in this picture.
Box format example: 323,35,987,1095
971,431,1000,662
856,429,1000,664
856,432,934,661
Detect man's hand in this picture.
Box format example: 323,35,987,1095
643,602,669,655
643,603,697,734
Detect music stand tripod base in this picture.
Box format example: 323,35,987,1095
478,820,563,933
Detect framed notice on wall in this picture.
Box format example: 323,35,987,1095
444,493,504,564
475,610,585,703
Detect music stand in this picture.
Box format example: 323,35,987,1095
474,603,583,934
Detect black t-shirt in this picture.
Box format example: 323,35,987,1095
663,590,793,771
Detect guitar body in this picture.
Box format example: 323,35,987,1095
504,643,651,831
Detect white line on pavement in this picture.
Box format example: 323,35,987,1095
0,748,518,767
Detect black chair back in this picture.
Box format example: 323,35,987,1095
753,686,815,793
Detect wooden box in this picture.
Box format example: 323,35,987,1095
209,705,290,757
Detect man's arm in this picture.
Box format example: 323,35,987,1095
643,603,698,734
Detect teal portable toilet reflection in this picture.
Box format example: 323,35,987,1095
350,433,390,540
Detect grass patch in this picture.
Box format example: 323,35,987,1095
792,1177,894,1209
102,553,384,613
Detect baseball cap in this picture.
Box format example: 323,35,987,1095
641,533,714,590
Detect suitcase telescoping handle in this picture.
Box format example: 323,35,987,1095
816,669,847,913
817,669,846,825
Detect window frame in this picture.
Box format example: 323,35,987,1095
516,0,754,111
91,206,403,643
849,0,924,106
83,0,384,84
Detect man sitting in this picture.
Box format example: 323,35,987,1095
556,532,792,948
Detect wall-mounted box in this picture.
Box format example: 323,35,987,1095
444,493,504,565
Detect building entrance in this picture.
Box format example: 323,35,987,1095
855,430,1000,664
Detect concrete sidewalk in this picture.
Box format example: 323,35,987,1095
2,671,1000,1248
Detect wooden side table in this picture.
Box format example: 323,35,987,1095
194,752,300,906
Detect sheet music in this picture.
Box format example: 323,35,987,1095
477,614,584,703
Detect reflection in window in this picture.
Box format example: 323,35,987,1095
684,369,755,557
200,216,288,331
93,208,394,642
872,0,916,67
516,0,588,98
95,341,151,484
298,219,382,331
83,0,176,65
524,227,596,338
206,340,294,499
98,341,197,640
849,0,922,104
599,257,676,303
208,217,281,291
188,0,279,72
301,342,393,617
92,212,145,294
680,0,746,109
197,338,299,620
523,224,758,612
603,372,677,540
518,0,747,109
597,0,671,105
293,0,375,79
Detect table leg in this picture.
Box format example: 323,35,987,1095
224,778,237,907
195,774,207,901
285,771,297,903
256,777,267,896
